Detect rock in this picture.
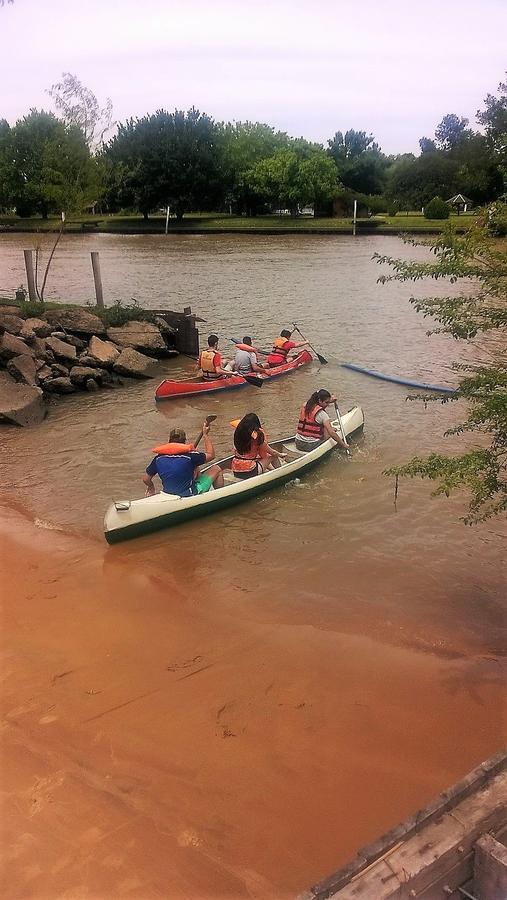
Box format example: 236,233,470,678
0,370,46,426
0,332,35,362
113,347,155,379
37,365,52,382
88,335,120,367
0,314,24,335
23,317,53,338
85,378,100,392
29,336,48,357
63,334,86,350
45,336,77,362
7,354,38,387
0,305,23,317
51,363,71,377
43,308,106,336
77,354,100,368
106,321,166,355
154,315,177,335
43,377,76,394
69,365,102,387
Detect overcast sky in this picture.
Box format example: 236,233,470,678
1,0,505,154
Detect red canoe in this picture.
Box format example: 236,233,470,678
155,350,313,399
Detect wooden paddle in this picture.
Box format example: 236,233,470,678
292,323,328,364
193,414,217,448
333,401,350,456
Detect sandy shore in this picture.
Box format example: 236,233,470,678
1,504,505,899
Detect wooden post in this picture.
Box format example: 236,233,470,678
353,200,357,236
165,206,170,235
23,249,37,301
90,251,104,308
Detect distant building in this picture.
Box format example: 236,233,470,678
446,193,473,214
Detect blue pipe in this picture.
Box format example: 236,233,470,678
342,362,456,394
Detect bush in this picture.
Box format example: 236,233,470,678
424,197,450,220
19,299,47,317
93,298,156,328
487,201,507,237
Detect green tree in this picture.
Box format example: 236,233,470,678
424,196,450,219
387,153,459,209
328,129,387,195
328,129,380,160
476,75,507,180
419,137,437,154
374,217,507,523
246,148,337,215
434,113,472,151
1,109,96,217
218,121,289,214
106,108,224,219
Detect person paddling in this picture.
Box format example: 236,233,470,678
267,329,310,368
232,336,265,376
295,390,349,452
231,413,285,479
143,420,224,497
197,334,232,380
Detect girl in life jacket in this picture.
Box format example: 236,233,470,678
267,329,310,368
295,389,350,452
231,413,285,479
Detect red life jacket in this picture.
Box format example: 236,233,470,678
297,404,325,439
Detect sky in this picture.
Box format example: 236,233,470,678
1,0,506,154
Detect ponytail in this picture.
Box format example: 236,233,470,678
305,389,331,416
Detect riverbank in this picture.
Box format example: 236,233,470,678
0,211,476,235
1,502,504,899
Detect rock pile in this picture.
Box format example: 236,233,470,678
0,306,178,426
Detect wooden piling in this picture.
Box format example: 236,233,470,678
23,250,37,301
90,251,104,308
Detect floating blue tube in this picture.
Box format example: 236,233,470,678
342,362,456,394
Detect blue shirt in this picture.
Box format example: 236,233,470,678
146,452,207,497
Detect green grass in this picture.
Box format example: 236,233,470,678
0,211,479,235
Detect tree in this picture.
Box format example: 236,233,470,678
424,196,449,219
374,216,507,523
387,153,459,209
47,72,113,150
218,121,289,214
327,129,387,195
246,148,337,216
477,75,507,179
434,113,472,151
328,129,380,161
0,109,97,217
105,108,224,219
419,137,437,154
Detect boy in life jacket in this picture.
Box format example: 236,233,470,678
231,413,285,479
232,336,265,375
143,420,224,497
198,334,232,380
267,329,310,368
295,389,350,452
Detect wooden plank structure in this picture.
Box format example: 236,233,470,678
299,750,507,900
150,306,203,357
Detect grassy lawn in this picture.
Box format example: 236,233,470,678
0,211,478,235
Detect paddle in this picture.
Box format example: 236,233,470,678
333,401,350,456
292,323,328,364
193,414,217,449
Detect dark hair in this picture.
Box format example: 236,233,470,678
280,329,291,339
234,413,264,455
208,334,219,347
242,336,252,345
305,389,331,415
169,427,186,442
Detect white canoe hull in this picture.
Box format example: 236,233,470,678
104,405,364,543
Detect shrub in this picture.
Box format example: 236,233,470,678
424,197,450,220
93,298,156,327
487,200,507,237
19,299,47,317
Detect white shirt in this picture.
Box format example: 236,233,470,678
234,348,257,374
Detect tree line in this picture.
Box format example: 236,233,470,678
0,73,505,219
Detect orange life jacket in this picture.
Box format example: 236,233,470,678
152,442,195,455
270,337,291,359
200,348,219,378
235,343,259,354
232,430,265,473
296,404,325,439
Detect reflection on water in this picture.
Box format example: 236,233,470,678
0,233,504,656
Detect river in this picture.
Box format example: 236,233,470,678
0,233,505,898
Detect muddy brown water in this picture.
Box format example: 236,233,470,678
0,233,505,898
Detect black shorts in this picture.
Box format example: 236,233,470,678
232,462,262,479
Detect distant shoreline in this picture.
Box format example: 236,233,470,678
0,212,475,237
